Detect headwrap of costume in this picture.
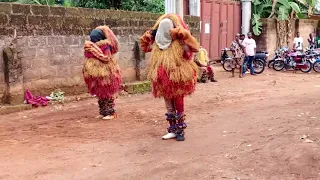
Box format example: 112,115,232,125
155,18,174,50
140,14,200,99
83,26,122,99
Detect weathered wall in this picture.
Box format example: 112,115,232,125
0,3,200,104
255,18,318,57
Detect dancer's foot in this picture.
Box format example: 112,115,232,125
210,78,218,82
176,133,185,141
162,133,176,140
95,115,104,119
102,114,117,120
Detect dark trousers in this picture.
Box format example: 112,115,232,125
243,56,255,75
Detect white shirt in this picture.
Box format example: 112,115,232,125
242,38,256,56
294,37,303,50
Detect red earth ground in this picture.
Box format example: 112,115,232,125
1,67,320,180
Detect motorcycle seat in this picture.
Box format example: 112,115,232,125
297,54,305,58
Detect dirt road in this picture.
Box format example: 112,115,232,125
1,68,320,180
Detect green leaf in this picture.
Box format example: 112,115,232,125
297,12,307,18
277,0,290,8
253,0,262,6
278,6,290,20
295,0,308,5
289,2,301,13
252,14,263,36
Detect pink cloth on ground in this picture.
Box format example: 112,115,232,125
25,89,49,107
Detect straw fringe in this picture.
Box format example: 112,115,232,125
148,40,198,98
148,40,198,82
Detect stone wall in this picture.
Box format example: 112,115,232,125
255,18,318,57
0,3,200,104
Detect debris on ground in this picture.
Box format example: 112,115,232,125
48,89,65,104
24,89,49,107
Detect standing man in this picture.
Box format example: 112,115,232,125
293,32,303,53
242,32,256,76
315,31,320,48
230,33,245,78
307,32,316,49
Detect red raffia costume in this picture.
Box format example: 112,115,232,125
83,26,122,120
140,14,199,141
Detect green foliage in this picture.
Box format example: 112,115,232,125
252,14,263,35
121,0,164,13
76,0,111,9
251,0,272,35
8,0,164,13
252,0,306,36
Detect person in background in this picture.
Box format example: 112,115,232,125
293,32,303,53
307,32,316,49
194,46,217,82
315,31,320,48
230,33,245,78
242,32,256,76
240,34,246,43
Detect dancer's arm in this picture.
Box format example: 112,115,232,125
140,30,155,52
170,27,200,52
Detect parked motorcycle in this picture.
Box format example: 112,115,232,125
313,56,320,72
220,48,232,64
273,50,312,73
220,48,268,66
268,47,287,68
223,58,266,74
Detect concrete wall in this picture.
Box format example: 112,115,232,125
0,3,200,104
255,18,318,57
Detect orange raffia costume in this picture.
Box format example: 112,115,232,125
83,26,121,119
140,14,199,98
140,14,199,141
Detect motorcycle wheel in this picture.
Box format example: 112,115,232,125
268,60,275,68
253,59,265,74
273,60,285,71
300,60,312,73
313,61,320,73
222,59,233,72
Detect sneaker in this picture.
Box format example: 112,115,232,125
102,114,117,120
162,133,176,140
176,133,185,141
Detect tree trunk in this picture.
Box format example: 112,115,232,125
276,19,288,48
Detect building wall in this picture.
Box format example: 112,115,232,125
0,3,200,104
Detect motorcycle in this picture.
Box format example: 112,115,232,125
273,50,312,73
221,48,268,65
268,47,287,68
220,48,232,64
313,56,320,72
222,52,268,74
